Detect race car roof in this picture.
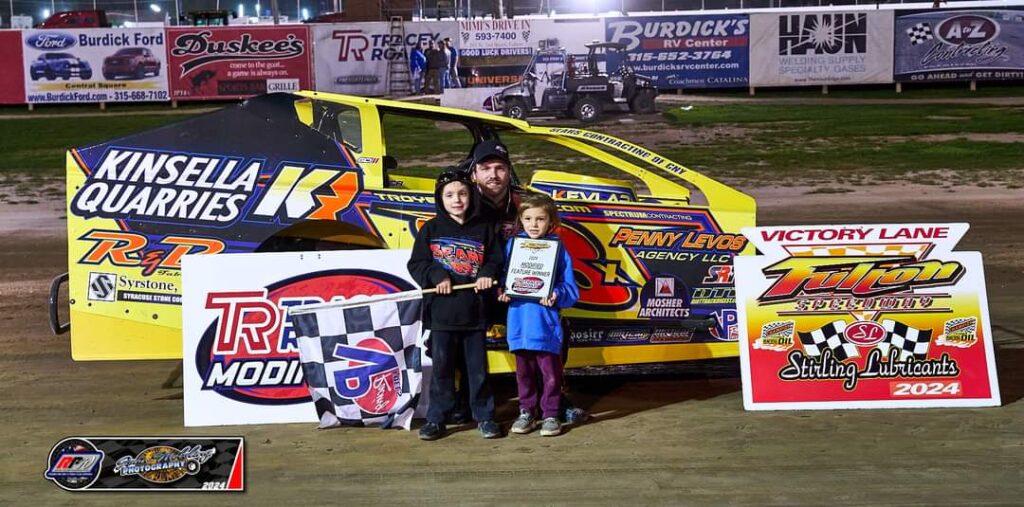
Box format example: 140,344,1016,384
294,90,532,132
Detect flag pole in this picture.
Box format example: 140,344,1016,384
289,283,484,315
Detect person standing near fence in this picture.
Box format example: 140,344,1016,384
410,42,427,94
425,41,446,94
444,37,461,89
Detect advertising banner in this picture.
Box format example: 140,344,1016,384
44,437,244,491
604,14,750,89
166,26,313,100
312,21,457,96
181,249,425,427
895,9,1024,83
23,28,169,103
0,30,26,104
735,223,1000,410
750,11,894,87
458,18,603,88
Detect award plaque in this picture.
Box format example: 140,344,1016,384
504,237,559,301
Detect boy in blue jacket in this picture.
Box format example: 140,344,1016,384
498,194,579,436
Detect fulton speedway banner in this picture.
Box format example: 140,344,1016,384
312,21,456,97
604,14,750,89
166,26,312,100
182,249,426,427
750,11,894,87
735,223,1000,410
895,9,1024,82
22,28,169,103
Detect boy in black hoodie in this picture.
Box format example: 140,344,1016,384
408,170,505,441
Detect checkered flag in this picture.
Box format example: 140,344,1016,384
877,319,932,361
291,293,424,430
907,22,933,45
798,320,859,360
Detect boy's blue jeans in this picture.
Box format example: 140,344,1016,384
427,330,494,425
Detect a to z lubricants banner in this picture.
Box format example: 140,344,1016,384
895,9,1024,83
23,28,169,103
0,30,26,103
735,223,1000,410
182,249,424,426
604,15,750,89
750,11,894,87
166,26,312,100
313,21,456,96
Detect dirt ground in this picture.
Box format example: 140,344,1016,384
1,182,1022,506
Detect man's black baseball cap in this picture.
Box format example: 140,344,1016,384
470,140,511,167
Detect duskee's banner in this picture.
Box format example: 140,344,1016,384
894,9,1024,83
735,223,1000,410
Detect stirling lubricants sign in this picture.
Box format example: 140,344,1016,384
735,223,1000,410
895,9,1024,82
749,11,894,86
182,249,421,426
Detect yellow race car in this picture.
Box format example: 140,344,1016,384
52,91,755,377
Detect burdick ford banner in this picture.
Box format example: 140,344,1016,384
166,26,313,100
22,28,169,103
604,14,750,89
749,11,894,87
895,9,1024,83
313,21,457,97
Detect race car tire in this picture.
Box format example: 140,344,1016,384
81,70,92,80
573,96,602,123
629,91,656,114
503,98,528,120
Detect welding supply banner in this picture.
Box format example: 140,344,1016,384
894,9,1024,82
749,11,894,87
166,26,312,100
22,28,169,103
604,14,750,89
0,30,26,104
181,249,426,427
312,21,457,96
735,223,1000,410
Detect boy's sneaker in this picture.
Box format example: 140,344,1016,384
540,417,562,437
510,410,537,434
478,420,503,439
418,422,446,441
